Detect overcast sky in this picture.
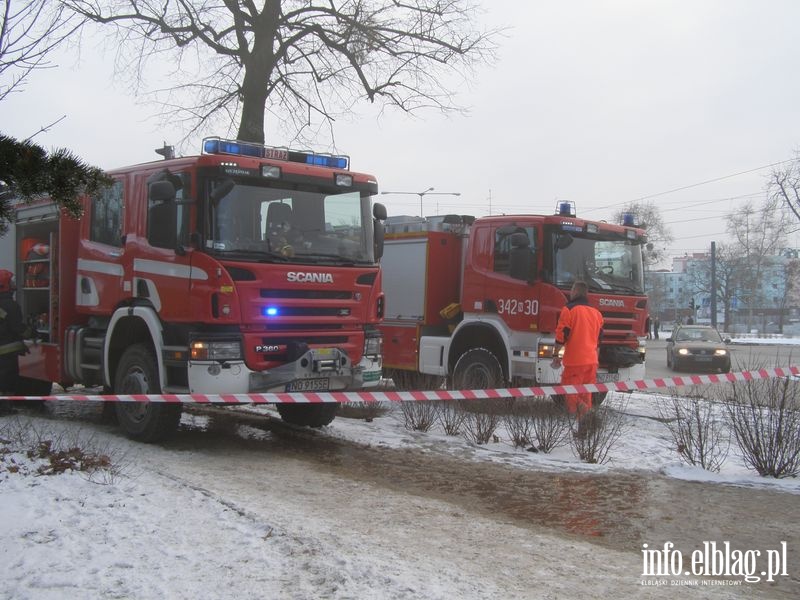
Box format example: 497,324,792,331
3,0,800,256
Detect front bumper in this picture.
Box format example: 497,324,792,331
187,349,382,394
674,355,731,372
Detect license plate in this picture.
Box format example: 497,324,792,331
695,356,712,362
286,378,330,392
596,372,619,383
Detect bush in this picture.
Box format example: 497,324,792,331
400,401,439,432
437,401,465,436
503,397,569,452
570,397,628,464
724,378,800,478
658,390,729,473
461,399,502,445
0,416,128,484
338,401,391,422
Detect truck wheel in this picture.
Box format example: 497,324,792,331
452,348,503,390
114,344,181,443
14,377,52,410
277,403,338,427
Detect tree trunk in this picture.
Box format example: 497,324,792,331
236,1,280,144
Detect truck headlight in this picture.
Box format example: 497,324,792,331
537,343,555,358
364,333,382,357
191,340,242,361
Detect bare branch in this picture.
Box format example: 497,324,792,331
60,0,503,145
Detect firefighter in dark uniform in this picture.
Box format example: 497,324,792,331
0,269,29,413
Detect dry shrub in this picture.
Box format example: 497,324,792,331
528,398,570,453
0,416,129,484
437,401,465,436
658,389,729,472
724,377,800,478
503,397,569,452
338,401,391,422
400,401,439,432
570,397,628,464
461,399,502,445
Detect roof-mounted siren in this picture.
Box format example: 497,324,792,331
155,142,175,160
202,136,350,170
555,201,576,217
622,212,636,227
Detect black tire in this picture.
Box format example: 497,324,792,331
451,348,504,390
277,403,339,427
113,344,181,442
14,377,52,410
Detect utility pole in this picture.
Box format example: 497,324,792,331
711,241,717,328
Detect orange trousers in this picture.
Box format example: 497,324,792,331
561,364,597,416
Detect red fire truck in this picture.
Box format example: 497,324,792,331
8,138,387,440
380,204,648,403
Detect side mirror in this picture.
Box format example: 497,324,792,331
373,220,385,260
555,233,573,250
210,179,235,202
373,202,387,221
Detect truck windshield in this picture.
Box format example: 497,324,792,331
551,231,644,294
204,179,375,264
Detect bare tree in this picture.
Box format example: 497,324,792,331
685,243,745,331
725,198,791,330
768,153,800,223
63,0,500,146
0,0,82,101
612,201,673,267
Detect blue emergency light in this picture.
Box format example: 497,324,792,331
263,306,279,317
622,212,636,226
203,137,350,170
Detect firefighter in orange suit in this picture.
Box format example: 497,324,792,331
551,281,604,417
0,270,29,411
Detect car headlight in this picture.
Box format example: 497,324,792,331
714,349,727,356
677,348,690,356
191,340,242,361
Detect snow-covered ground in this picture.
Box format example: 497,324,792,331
2,343,799,599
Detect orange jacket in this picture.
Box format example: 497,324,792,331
555,298,604,366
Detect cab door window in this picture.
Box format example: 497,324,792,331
90,180,124,247
494,226,536,280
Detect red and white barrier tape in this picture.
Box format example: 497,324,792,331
2,366,798,404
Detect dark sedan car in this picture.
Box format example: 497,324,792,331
666,325,732,373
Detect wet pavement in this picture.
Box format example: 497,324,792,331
22,400,800,594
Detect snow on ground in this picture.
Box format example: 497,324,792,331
1,361,799,598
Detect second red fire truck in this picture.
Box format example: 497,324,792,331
8,138,387,440
380,203,648,403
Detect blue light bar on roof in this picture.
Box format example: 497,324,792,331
202,137,350,170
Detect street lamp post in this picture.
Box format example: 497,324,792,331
381,187,461,217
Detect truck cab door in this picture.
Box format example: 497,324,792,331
134,173,193,318
485,225,541,329
77,179,127,314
